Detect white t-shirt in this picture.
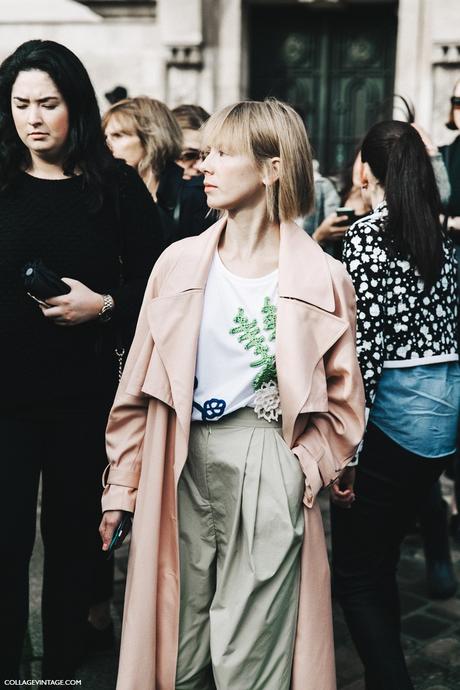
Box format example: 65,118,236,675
192,250,279,422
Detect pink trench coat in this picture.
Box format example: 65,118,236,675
102,218,366,690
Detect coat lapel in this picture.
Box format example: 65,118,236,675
144,218,226,442
276,222,349,446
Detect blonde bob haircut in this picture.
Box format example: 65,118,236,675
102,96,183,178
200,99,314,222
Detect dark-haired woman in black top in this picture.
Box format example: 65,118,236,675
330,121,459,690
0,40,162,681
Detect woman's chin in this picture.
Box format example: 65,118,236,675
206,200,223,211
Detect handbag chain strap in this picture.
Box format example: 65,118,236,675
114,177,126,381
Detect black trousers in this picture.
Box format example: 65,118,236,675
331,423,449,690
419,481,451,562
0,401,114,681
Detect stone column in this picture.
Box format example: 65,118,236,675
215,0,243,108
158,0,204,107
394,0,433,128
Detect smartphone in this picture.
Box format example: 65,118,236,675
335,207,356,227
27,292,51,308
107,513,132,559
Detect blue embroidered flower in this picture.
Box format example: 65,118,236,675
202,398,226,420
192,390,227,421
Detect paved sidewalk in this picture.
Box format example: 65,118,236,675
22,488,460,689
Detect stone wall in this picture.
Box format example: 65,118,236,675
1,0,459,144
395,0,460,145
0,0,163,115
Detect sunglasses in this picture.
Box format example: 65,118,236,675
180,148,201,162
451,96,460,108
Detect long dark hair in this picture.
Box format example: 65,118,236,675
0,39,115,209
361,120,444,289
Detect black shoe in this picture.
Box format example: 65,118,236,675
426,559,458,599
85,620,115,652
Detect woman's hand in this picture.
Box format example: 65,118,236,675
39,278,104,326
330,466,356,509
312,213,349,244
99,510,125,552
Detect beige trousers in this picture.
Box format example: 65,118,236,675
176,407,305,690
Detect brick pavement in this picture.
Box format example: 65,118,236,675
22,488,460,689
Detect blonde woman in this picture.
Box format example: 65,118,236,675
103,96,181,197
103,97,211,243
99,99,365,690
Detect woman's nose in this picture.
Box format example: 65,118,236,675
197,157,206,174
199,153,212,174
192,159,202,174
28,105,43,125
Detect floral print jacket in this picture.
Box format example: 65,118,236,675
343,201,458,407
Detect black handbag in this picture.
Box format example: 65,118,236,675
22,259,71,300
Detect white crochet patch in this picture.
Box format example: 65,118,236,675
253,380,281,422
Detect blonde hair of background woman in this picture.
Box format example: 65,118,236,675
102,97,182,185
200,98,314,222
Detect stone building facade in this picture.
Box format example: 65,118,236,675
0,0,459,169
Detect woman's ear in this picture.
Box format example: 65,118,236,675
360,162,370,190
262,157,280,186
361,161,381,192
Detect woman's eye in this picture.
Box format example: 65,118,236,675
15,104,27,110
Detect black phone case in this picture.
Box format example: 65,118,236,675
22,259,71,300
107,514,132,558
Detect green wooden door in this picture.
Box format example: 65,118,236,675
249,3,397,174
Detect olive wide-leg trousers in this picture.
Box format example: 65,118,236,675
176,408,305,690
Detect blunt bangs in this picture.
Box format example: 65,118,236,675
200,103,253,158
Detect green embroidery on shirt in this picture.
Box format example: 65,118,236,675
261,296,276,341
229,297,277,390
252,356,277,390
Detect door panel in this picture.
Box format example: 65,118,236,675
249,3,397,174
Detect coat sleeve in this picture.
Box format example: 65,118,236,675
292,261,366,495
101,251,169,513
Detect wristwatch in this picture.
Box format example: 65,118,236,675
98,294,115,322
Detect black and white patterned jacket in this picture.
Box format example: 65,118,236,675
343,201,458,408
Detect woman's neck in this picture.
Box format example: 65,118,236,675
218,207,280,278
143,169,159,201
370,184,385,209
25,152,69,180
